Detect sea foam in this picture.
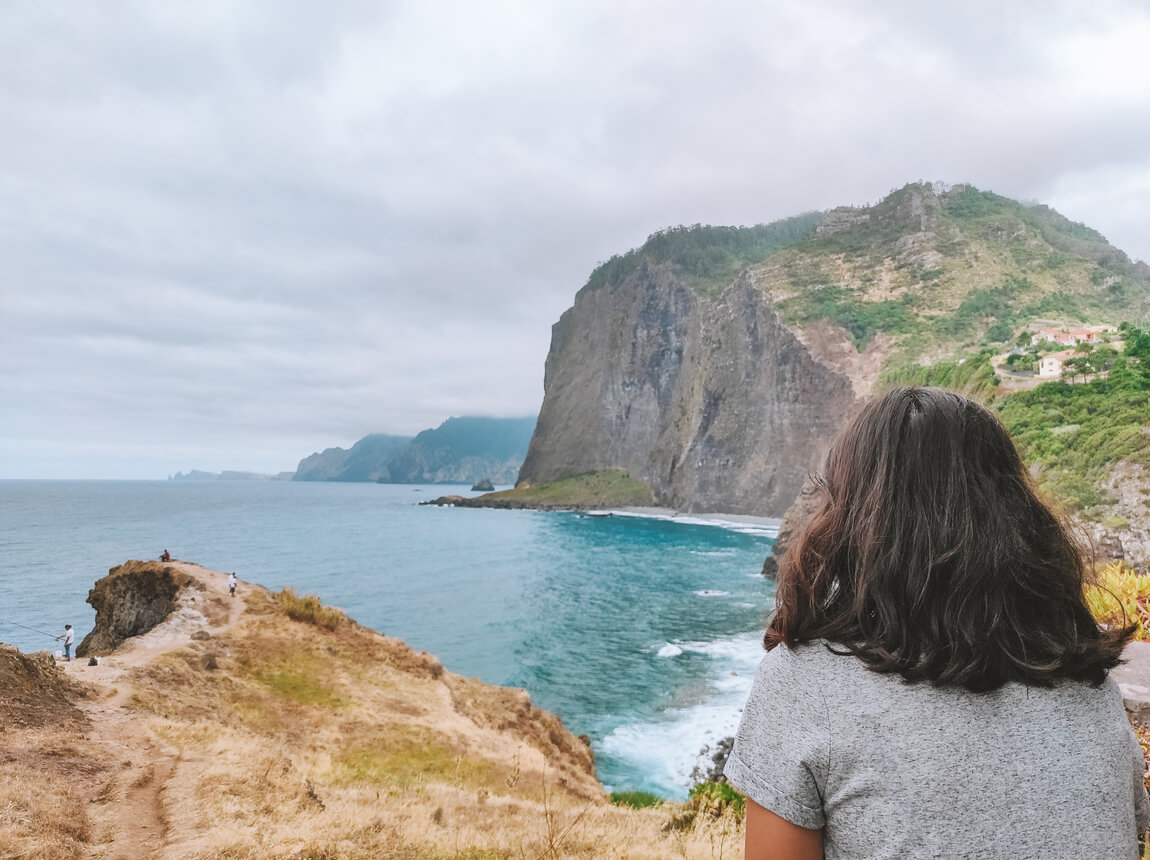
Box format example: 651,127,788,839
601,630,764,798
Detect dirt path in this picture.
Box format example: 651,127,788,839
62,562,247,860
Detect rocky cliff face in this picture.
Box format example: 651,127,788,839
519,263,859,515
77,560,228,656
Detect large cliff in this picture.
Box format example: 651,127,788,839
518,182,1150,526
520,265,859,514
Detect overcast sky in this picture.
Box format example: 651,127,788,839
2,1,1149,479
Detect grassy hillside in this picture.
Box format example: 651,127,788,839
995,326,1150,514
579,182,1149,360
764,183,1149,361
0,564,746,859
446,469,658,509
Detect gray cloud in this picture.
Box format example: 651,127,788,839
2,0,1149,477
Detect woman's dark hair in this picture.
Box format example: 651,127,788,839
766,386,1132,691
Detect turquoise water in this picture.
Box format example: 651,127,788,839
0,480,775,797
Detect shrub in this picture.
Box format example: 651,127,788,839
665,780,748,831
275,587,346,631
610,790,664,809
1086,562,1150,642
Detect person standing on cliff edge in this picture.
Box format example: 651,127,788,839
55,624,74,661
728,386,1150,859
228,572,237,597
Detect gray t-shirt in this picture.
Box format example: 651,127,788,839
725,641,1150,859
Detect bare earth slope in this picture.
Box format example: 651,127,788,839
0,561,744,859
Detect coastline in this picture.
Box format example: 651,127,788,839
423,495,783,537
604,506,781,537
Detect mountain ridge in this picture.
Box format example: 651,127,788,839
294,416,537,484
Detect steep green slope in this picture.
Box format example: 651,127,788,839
759,183,1149,361
293,433,413,482
581,213,823,297
579,183,1148,360
294,417,537,484
995,326,1150,513
387,416,537,483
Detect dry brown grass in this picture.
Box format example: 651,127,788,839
149,718,743,860
2,569,747,858
0,727,104,859
275,586,348,630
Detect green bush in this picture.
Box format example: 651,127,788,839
610,790,664,809
879,352,999,401
778,286,914,350
1005,352,1037,372
688,781,746,820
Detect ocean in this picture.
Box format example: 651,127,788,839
0,479,776,798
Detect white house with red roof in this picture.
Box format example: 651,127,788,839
1031,325,1116,347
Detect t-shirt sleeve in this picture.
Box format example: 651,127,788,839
723,644,829,829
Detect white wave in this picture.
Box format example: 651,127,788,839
677,631,763,662
599,631,765,798
598,509,780,539
657,643,683,658
693,589,730,597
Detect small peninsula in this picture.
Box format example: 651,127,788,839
0,560,745,858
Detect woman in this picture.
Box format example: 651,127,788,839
725,387,1149,859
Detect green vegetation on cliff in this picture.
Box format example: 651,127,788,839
878,351,1000,400
771,184,1149,356
578,183,1148,361
294,416,536,484
479,469,656,508
877,327,1150,515
582,213,822,297
994,326,1150,511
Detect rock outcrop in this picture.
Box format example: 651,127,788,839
519,266,857,515
77,560,227,656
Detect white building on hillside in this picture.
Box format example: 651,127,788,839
1039,349,1079,378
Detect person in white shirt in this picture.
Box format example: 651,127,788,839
55,624,74,661
228,572,237,597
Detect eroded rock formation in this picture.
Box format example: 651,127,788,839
77,560,218,656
